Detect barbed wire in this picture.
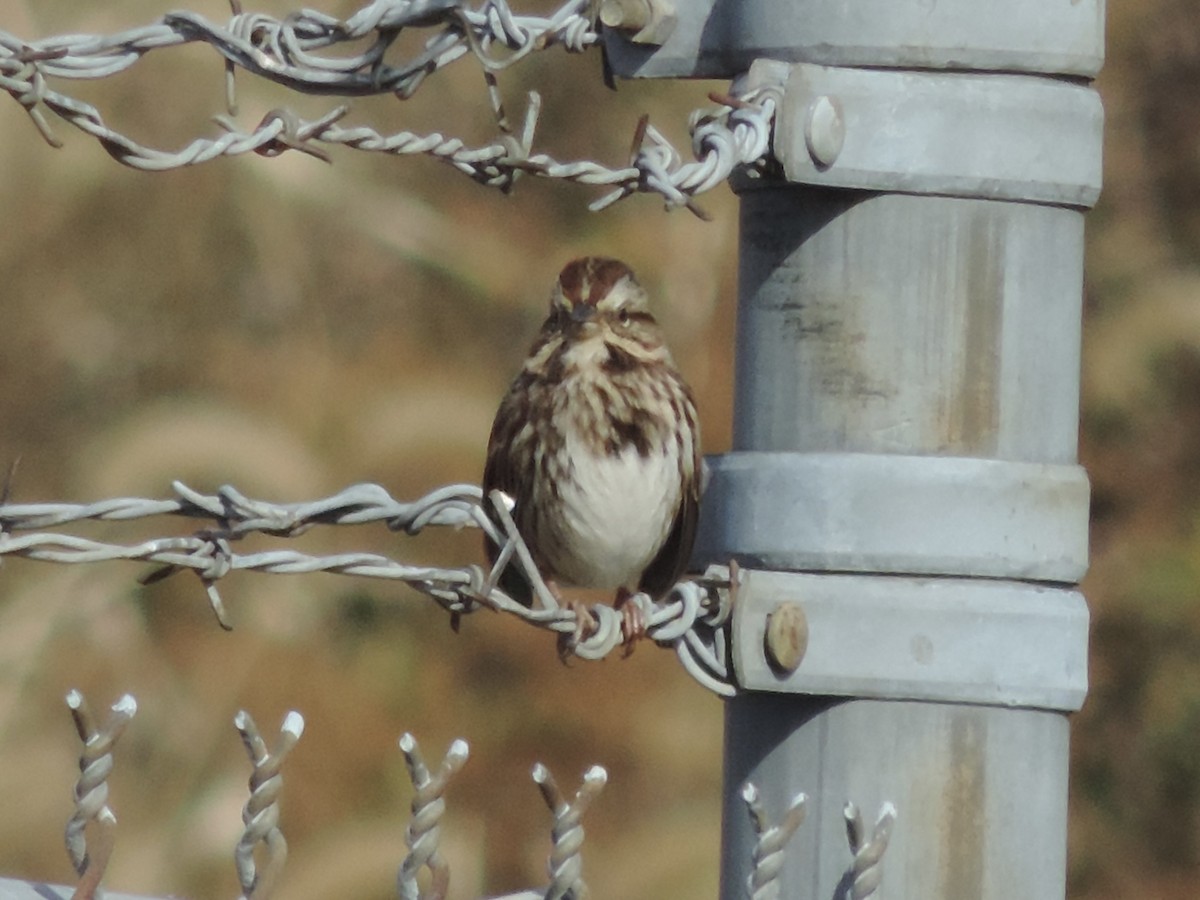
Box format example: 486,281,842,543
0,0,777,214
0,481,735,695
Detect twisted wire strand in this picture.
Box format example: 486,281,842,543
589,91,778,214
0,483,735,694
533,764,607,900
843,802,897,900
396,734,471,900
234,710,305,900
0,1,776,213
392,738,604,900
64,690,138,900
3,0,595,97
742,784,807,900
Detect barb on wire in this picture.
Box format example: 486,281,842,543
234,710,305,900
588,90,777,216
0,481,736,693
842,801,897,900
533,763,607,900
64,689,138,900
0,1,776,213
397,733,470,900
742,783,807,900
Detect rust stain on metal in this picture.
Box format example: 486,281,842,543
943,211,1004,454
940,709,987,898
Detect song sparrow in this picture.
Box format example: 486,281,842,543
483,256,702,649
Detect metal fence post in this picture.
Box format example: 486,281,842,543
606,2,1103,896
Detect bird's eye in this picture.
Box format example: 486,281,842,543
618,308,631,324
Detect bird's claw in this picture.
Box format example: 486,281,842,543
557,599,599,663
619,604,645,657
615,587,646,657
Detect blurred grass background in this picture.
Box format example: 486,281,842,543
0,0,1195,897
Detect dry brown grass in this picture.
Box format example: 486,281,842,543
0,0,1198,897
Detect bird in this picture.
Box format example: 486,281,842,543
482,256,702,653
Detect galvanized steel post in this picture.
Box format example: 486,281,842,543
606,3,1102,897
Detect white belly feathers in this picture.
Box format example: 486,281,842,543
541,427,681,591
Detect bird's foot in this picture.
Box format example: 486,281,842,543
555,584,599,663
614,587,646,657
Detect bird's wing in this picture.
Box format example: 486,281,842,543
638,404,703,599
481,373,538,604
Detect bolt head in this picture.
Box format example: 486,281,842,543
804,95,845,169
764,602,808,675
599,0,649,30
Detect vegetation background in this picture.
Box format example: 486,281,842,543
0,1,1192,897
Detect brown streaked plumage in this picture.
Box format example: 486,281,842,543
483,257,702,649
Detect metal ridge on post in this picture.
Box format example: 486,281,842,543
771,63,1104,207
728,570,1089,710
603,0,1106,79
694,453,1091,582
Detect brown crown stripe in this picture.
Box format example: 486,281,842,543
558,257,636,306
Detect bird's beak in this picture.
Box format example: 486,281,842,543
570,304,595,325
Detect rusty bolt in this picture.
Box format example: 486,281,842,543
764,602,808,675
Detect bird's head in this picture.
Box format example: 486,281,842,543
546,257,662,345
